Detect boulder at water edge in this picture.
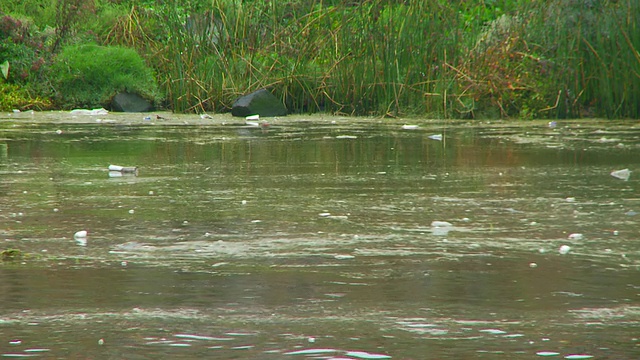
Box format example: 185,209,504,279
231,89,287,117
110,92,154,112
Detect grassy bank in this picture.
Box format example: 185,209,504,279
1,0,639,119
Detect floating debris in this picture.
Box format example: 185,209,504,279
336,135,358,139
564,355,593,360
431,221,453,228
108,164,138,177
284,348,337,355
567,233,584,240
548,121,557,128
428,134,443,141
245,114,260,120
74,230,87,238
536,351,560,356
200,114,213,119
610,168,631,181
345,350,392,359
401,124,419,130
559,245,571,255
70,108,109,116
334,254,355,260
108,164,138,173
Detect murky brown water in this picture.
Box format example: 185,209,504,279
1,111,639,359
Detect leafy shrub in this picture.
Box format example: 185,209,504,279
0,15,49,84
50,44,160,109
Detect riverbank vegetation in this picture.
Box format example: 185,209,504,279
1,0,638,119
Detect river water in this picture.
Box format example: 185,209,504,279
0,112,638,359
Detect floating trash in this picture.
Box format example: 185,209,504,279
536,351,560,356
284,348,337,355
74,230,87,238
200,114,213,119
345,350,392,359
98,339,105,345
548,121,557,128
431,221,453,228
336,135,358,139
70,108,109,116
334,254,355,260
559,245,571,255
108,164,138,174
529,262,538,268
564,355,593,360
431,221,453,236
245,114,260,120
567,233,583,240
428,134,443,141
610,168,631,181
401,124,419,130
479,329,507,335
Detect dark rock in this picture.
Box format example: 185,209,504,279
110,92,154,112
231,89,287,117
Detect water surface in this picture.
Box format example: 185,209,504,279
0,112,639,359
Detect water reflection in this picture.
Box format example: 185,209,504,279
0,114,638,358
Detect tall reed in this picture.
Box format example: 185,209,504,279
113,0,640,118
524,0,640,118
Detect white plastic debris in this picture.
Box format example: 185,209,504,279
431,221,453,228
402,124,419,130
245,114,260,120
559,245,571,255
568,233,584,240
108,164,138,173
529,262,538,268
70,108,108,116
610,168,631,181
74,230,87,238
428,134,443,141
334,254,355,260
200,113,213,119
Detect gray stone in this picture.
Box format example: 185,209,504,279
231,89,287,117
110,92,154,112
